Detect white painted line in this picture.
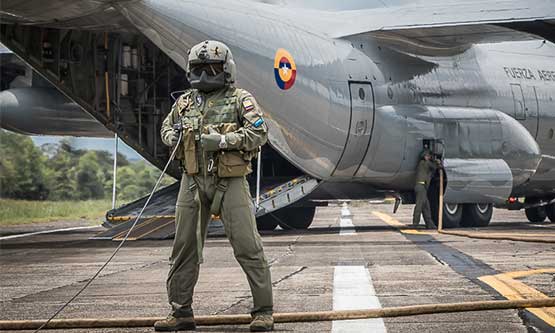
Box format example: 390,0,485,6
339,203,355,236
0,226,99,241
332,266,387,333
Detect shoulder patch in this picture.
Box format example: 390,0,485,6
242,98,255,112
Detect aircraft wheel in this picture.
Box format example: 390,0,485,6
256,214,279,231
546,204,555,223
525,206,547,223
461,203,493,227
276,207,316,230
438,203,463,228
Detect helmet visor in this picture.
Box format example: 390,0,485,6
190,63,224,77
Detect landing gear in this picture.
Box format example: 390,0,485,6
525,206,547,223
461,203,493,227
428,180,462,228
256,207,316,231
275,207,316,230
545,204,555,223
435,203,463,228
256,215,279,231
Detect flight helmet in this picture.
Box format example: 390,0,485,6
186,40,236,92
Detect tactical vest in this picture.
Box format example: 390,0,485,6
176,87,254,178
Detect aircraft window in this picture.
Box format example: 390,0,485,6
359,87,365,100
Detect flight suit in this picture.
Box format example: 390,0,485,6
160,86,273,319
412,155,438,228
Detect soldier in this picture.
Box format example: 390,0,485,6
154,40,273,332
412,149,441,229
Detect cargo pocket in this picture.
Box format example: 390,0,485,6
183,128,198,175
217,151,250,178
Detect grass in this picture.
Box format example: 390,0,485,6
0,199,112,226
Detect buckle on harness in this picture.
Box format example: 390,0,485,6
207,158,214,173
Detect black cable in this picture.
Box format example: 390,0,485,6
34,132,183,332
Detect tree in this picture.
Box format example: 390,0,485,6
0,130,49,199
74,151,104,200
45,141,77,200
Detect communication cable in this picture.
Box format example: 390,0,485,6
33,131,183,333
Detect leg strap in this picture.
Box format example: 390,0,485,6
210,178,229,216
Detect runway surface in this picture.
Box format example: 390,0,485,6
1,203,554,332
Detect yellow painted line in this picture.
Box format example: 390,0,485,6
372,211,435,235
480,270,555,327
373,211,555,241
505,269,555,279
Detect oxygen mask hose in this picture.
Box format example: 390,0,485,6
34,130,183,333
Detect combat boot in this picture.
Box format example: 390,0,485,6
154,314,196,331
250,313,274,332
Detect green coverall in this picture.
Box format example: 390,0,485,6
160,86,273,318
412,155,438,228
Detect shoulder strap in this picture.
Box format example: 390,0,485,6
176,89,197,116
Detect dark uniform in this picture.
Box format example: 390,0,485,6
412,151,439,228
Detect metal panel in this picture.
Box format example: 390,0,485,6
333,82,375,177
443,158,513,204
510,83,526,120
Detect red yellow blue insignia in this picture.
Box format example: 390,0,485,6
242,98,255,111
274,48,296,90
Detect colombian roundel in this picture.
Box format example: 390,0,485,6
274,48,296,90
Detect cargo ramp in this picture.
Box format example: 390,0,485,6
91,176,319,241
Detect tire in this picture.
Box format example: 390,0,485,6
461,203,493,227
545,204,555,223
434,203,463,228
428,179,462,228
256,215,279,231
272,207,316,230
525,206,547,223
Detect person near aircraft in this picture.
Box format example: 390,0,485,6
156,40,274,332
412,149,442,229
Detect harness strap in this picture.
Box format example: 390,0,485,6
210,178,229,216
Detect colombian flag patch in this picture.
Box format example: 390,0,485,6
243,98,255,111
274,48,297,90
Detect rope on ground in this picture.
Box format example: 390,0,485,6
437,229,555,244
437,169,555,243
2,298,555,330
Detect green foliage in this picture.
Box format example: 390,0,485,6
0,130,175,203
0,131,49,199
0,199,111,225
115,161,174,202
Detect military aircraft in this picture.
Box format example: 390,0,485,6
0,47,112,137
1,0,554,233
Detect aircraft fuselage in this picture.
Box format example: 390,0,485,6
118,0,555,200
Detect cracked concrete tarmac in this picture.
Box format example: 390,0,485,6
1,203,554,332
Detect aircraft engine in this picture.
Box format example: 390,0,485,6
368,105,542,204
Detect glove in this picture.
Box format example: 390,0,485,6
169,131,180,146
201,127,223,152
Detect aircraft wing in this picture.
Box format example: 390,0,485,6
323,0,555,54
